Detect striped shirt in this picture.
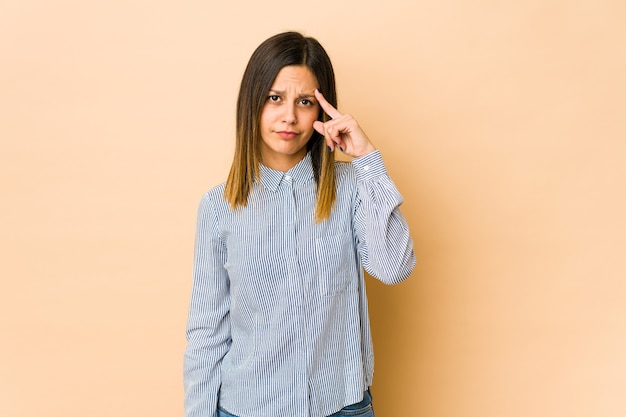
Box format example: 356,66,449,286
184,150,416,417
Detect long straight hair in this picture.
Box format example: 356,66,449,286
223,31,337,222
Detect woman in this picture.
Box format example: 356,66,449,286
184,31,416,417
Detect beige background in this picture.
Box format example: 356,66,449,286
2,0,625,416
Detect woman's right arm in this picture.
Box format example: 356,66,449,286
183,193,231,417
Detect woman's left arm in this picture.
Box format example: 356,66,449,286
351,150,416,284
313,90,416,284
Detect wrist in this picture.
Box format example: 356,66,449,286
354,144,377,158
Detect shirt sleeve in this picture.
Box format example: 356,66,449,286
352,150,416,284
183,192,231,417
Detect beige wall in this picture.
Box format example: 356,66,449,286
2,1,625,416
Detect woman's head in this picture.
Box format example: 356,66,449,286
237,31,337,152
226,31,338,221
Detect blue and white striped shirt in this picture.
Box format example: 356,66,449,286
184,150,415,417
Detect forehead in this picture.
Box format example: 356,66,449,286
270,65,319,90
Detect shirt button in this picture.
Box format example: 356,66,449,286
363,166,370,171
284,175,292,181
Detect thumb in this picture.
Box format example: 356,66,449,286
313,120,325,135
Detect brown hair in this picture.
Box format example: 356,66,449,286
223,31,337,222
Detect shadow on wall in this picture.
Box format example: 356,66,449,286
364,142,459,415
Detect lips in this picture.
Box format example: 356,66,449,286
276,131,298,139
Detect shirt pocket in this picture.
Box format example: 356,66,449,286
315,232,358,297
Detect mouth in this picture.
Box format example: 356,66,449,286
276,131,298,139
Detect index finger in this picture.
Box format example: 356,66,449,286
315,89,342,119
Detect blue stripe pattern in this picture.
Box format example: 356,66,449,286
184,150,416,417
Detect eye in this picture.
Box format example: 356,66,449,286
299,98,315,106
267,95,281,102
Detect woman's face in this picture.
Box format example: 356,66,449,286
259,65,320,172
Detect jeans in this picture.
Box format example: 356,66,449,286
217,390,374,417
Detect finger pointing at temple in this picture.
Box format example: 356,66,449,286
314,89,342,119
313,89,376,158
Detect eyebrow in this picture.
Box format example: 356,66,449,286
268,90,316,98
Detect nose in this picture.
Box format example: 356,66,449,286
283,102,297,124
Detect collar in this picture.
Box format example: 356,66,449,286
258,153,315,192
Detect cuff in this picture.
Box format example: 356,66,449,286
351,150,388,182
